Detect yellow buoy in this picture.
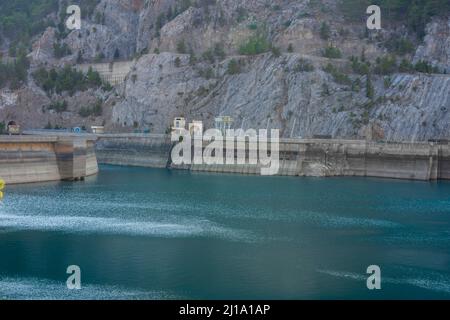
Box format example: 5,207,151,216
0,179,4,200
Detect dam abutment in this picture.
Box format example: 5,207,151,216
0,136,98,184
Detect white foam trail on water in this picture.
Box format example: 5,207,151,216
308,212,401,228
0,276,179,300
378,232,450,245
3,190,401,230
198,204,401,229
0,213,256,242
317,269,450,294
3,193,197,215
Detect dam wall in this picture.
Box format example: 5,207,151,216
0,136,98,184
288,139,448,180
96,134,172,168
2,134,444,182
76,61,134,85
94,134,450,181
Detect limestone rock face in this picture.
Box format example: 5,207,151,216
63,0,143,61
4,0,450,142
0,90,18,111
113,52,450,141
373,74,450,142
29,27,58,64
414,17,450,74
136,0,179,53
0,86,111,131
112,52,215,133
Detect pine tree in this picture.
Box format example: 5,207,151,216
366,75,374,100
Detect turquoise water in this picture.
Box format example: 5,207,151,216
0,165,450,299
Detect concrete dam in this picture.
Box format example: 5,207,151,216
96,134,450,181
2,133,449,184
0,136,98,184
76,61,134,85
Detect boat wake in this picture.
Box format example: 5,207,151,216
0,213,257,242
317,268,450,294
0,276,179,300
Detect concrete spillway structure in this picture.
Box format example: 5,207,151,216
0,136,98,184
95,134,450,181
76,61,134,85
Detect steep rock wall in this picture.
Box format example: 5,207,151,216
112,53,450,141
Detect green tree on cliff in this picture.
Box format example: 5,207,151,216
340,0,450,38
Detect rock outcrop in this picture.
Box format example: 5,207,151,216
2,0,450,142
414,16,450,74
112,51,450,141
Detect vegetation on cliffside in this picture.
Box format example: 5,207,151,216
0,48,29,89
32,66,105,95
341,0,450,37
0,0,58,45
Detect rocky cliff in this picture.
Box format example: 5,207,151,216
1,0,449,141
112,51,450,141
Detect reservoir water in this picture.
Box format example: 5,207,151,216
0,165,449,299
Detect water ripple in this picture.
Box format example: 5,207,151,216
0,213,256,242
0,276,179,300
